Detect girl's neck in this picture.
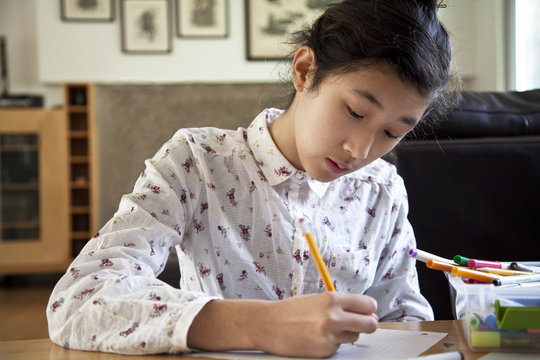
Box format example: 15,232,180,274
268,105,303,171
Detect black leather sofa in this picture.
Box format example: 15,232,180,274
395,89,540,320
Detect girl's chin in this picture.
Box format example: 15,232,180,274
308,167,340,183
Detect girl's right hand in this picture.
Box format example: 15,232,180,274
187,291,378,358
256,291,378,358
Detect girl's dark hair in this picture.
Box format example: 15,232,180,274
285,0,458,122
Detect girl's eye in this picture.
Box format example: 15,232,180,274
384,129,399,139
346,106,363,119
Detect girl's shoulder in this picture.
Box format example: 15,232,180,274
168,126,249,155
347,158,403,187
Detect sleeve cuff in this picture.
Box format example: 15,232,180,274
171,296,218,352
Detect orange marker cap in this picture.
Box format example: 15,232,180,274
427,259,454,272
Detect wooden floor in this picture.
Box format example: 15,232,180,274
0,274,61,341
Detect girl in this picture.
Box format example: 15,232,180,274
47,0,453,358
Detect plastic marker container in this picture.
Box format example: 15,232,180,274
447,264,540,353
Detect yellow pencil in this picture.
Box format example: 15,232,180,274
299,218,336,291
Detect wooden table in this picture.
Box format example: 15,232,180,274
0,320,488,360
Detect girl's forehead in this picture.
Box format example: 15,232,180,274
323,64,414,94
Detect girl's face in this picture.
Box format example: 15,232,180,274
270,61,431,183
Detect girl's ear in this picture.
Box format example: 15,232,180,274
292,46,316,92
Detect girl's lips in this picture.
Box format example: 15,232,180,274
326,158,349,174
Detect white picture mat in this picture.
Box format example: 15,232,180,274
122,0,170,52
62,0,113,20
246,0,330,59
177,0,227,37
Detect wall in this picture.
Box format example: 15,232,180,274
439,0,507,91
0,0,63,107
35,0,285,84
1,0,509,110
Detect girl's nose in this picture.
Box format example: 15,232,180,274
343,133,374,160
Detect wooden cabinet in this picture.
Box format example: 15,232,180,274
0,109,70,274
65,84,99,257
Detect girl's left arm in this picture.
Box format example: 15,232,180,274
364,179,434,322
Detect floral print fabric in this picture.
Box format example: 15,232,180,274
47,108,433,355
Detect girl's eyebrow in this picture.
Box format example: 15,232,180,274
353,89,417,126
354,89,383,109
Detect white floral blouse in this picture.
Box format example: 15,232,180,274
47,108,433,355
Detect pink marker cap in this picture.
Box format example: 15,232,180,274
467,259,502,269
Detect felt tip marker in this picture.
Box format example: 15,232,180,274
492,273,540,286
467,259,509,269
467,259,500,269
453,255,470,266
408,248,454,264
510,262,540,273
452,266,498,283
426,259,454,272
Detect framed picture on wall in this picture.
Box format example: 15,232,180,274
61,0,115,22
121,0,171,54
177,0,228,38
245,0,332,60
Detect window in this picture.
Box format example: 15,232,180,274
512,0,540,90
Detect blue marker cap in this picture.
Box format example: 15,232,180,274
485,314,499,331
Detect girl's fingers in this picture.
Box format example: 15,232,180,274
327,292,379,334
339,293,378,315
338,311,379,334
334,330,361,345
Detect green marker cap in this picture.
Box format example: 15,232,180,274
453,255,470,266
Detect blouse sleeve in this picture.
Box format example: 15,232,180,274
363,176,434,322
46,132,218,354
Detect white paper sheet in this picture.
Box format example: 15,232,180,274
187,328,447,360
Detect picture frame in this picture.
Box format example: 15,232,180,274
177,0,228,38
61,0,115,22
245,0,332,60
121,0,171,54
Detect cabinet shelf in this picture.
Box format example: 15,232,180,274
65,83,98,258
71,231,91,240
70,155,89,163
70,130,89,138
67,105,87,113
71,206,90,214
1,183,39,191
2,220,39,229
0,145,39,151
70,181,90,189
